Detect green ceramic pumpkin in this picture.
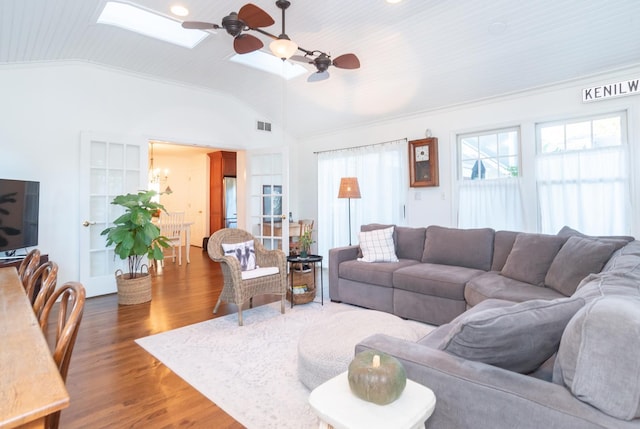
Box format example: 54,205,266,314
347,349,407,405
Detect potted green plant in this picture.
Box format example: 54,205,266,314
101,190,170,305
298,228,315,258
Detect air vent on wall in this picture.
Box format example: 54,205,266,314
257,121,272,132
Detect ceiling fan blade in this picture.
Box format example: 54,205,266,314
290,55,312,64
234,34,264,54
332,53,360,70
308,71,330,83
182,21,219,30
238,3,275,28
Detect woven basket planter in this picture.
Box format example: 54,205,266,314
115,269,152,305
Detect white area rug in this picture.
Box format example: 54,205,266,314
136,301,432,429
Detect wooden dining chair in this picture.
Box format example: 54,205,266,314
25,260,58,319
289,219,314,255
38,281,86,429
159,211,185,265
18,248,41,285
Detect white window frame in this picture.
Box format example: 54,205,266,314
458,126,521,181
456,126,525,231
535,110,630,235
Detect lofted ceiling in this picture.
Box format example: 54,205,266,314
1,0,639,139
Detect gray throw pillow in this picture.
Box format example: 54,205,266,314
437,297,585,374
501,233,566,286
421,225,494,271
395,226,426,260
545,236,618,296
557,225,634,243
491,230,519,271
553,297,640,420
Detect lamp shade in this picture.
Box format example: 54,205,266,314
270,36,298,60
338,177,361,199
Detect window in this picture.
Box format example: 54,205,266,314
459,128,519,180
536,111,629,235
457,127,524,231
316,139,408,259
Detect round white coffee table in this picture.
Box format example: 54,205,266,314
309,371,436,429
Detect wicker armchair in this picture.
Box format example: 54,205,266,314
207,228,287,326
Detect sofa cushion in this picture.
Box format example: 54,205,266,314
393,263,485,300
465,272,566,307
421,226,495,271
553,297,640,420
501,233,566,286
603,240,640,272
557,225,634,244
418,298,515,348
339,259,418,288
544,236,619,296
395,226,426,260
361,223,394,233
357,226,399,262
573,271,640,302
491,230,519,271
437,297,585,374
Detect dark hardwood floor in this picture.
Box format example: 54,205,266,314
60,247,280,429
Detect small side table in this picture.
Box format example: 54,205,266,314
309,372,436,429
287,254,324,308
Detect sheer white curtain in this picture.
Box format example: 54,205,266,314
317,139,408,259
458,178,525,231
536,146,629,235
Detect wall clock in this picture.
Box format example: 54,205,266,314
409,138,439,187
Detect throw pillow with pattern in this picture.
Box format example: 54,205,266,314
222,240,256,271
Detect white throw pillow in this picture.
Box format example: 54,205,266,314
357,226,398,263
222,240,256,271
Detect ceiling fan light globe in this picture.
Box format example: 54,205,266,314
270,37,298,60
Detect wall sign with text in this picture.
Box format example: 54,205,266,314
582,78,639,102
409,138,439,187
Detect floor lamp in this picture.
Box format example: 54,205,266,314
338,177,361,246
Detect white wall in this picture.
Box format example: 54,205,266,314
154,150,210,246
0,62,286,296
294,66,640,237
3,61,639,297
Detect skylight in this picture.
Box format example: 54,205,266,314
230,51,307,80
97,2,208,49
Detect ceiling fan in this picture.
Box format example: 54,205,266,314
181,1,360,82
290,51,360,82
181,4,274,54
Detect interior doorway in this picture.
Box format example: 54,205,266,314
148,140,219,248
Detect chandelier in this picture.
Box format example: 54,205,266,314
149,142,172,194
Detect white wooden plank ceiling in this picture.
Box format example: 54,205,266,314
1,0,639,138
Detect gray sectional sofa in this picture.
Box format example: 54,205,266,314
329,224,640,428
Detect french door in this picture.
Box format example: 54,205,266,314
79,132,147,296
247,148,289,252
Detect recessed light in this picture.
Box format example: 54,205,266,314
98,2,207,49
488,21,508,35
170,5,189,17
386,0,403,3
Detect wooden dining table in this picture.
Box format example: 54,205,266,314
0,267,69,429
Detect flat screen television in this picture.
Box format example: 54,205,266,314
0,179,40,256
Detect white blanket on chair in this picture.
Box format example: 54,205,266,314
241,266,279,280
